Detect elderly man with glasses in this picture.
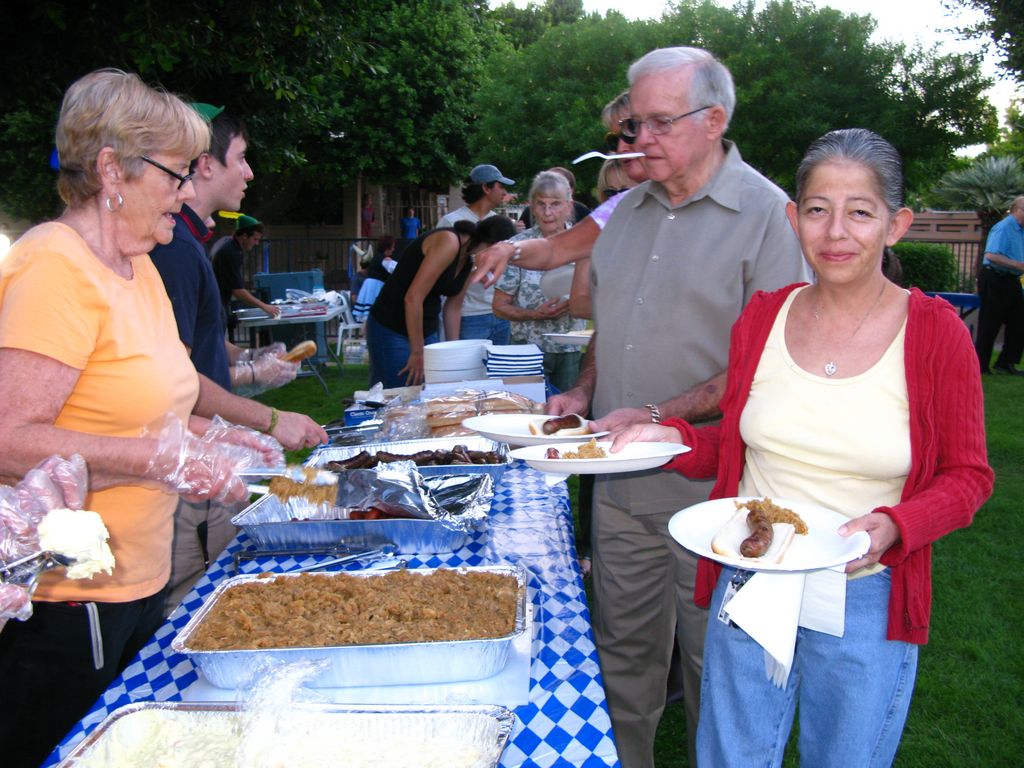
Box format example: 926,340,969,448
553,47,809,768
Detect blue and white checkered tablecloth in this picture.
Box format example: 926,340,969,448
46,462,620,767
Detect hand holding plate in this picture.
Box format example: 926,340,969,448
609,422,683,453
838,511,900,573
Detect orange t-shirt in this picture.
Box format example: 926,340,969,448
0,223,199,602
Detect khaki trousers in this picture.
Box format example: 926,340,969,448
164,497,241,616
591,485,708,768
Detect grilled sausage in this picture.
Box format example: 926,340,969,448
739,508,774,558
542,414,584,435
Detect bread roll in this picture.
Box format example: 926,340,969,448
280,340,318,362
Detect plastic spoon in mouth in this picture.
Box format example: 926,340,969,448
572,150,646,164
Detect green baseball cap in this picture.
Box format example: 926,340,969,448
235,214,262,231
190,102,225,123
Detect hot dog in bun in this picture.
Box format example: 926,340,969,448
711,498,808,564
528,413,591,437
280,340,318,363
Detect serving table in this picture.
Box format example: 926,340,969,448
46,461,620,767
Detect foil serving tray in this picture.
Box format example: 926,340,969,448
57,701,515,768
172,564,528,689
231,494,475,555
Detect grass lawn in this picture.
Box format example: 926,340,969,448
258,362,1023,767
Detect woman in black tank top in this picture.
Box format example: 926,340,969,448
368,216,515,387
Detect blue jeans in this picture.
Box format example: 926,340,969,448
460,313,510,345
366,314,438,388
698,568,918,768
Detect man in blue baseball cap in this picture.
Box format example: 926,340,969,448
437,163,516,344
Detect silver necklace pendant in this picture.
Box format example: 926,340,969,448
824,360,838,377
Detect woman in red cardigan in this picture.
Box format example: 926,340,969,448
610,128,993,767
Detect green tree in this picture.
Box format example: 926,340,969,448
469,0,997,199
263,0,505,222
951,0,1024,82
657,0,997,194
0,0,499,224
0,0,373,222
491,0,587,49
469,14,661,197
987,100,1024,160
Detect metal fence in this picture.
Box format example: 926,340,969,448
249,235,983,294
905,238,980,293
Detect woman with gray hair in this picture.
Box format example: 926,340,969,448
0,69,279,766
493,171,587,392
609,128,992,766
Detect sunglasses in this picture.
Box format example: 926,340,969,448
602,187,631,198
603,131,637,152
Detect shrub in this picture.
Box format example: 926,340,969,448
892,241,959,292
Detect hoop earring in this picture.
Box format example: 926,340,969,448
104,192,124,212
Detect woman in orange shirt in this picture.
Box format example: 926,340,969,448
0,69,278,767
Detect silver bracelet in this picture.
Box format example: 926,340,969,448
644,403,662,424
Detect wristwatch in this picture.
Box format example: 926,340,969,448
644,403,662,424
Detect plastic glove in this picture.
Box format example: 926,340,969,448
0,583,32,624
232,354,299,396
236,342,287,363
143,414,259,504
200,415,284,469
1,455,89,563
0,454,90,625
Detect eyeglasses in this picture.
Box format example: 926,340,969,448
602,187,631,198
618,105,711,140
140,155,193,190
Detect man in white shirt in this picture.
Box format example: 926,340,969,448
438,164,515,343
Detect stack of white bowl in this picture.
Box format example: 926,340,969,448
423,339,491,383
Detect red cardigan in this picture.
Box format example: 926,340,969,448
663,284,993,644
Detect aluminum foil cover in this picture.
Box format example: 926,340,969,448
58,701,515,768
232,466,493,554
311,435,511,481
172,564,528,689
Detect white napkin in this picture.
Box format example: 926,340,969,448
541,471,570,487
722,566,847,688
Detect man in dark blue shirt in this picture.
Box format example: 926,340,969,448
150,104,327,614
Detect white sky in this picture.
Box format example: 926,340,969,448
506,0,1020,126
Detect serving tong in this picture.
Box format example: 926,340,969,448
1,550,76,599
232,544,402,574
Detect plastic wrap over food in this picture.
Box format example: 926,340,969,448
57,701,515,768
342,461,493,533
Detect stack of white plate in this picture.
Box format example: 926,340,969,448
423,339,491,383
485,344,545,378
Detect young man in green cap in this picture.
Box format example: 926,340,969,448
149,105,327,615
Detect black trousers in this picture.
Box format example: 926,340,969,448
0,589,166,768
975,267,1024,371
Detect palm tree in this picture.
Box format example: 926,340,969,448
931,155,1024,279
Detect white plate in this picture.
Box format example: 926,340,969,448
538,265,575,302
510,440,689,474
461,413,608,447
668,496,871,572
543,330,593,346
